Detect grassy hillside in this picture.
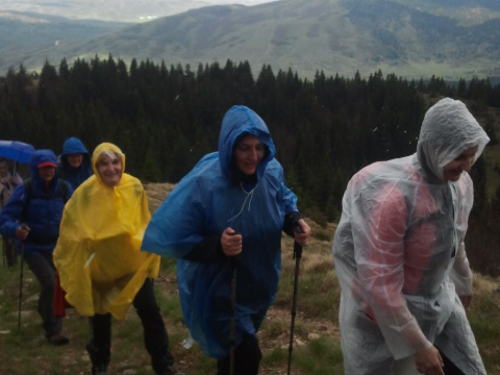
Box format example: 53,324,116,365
1,206,499,374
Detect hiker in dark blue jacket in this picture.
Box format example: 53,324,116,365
59,137,93,190
0,149,73,345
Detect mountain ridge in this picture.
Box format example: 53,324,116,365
1,0,500,80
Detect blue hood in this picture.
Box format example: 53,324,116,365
61,137,89,155
29,149,59,191
59,137,93,189
218,105,276,180
30,149,58,175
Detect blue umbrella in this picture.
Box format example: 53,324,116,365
0,140,34,164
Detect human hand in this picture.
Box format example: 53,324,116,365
293,219,311,247
221,227,242,257
15,224,30,241
414,346,444,375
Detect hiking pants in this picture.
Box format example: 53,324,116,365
3,237,17,266
23,251,62,337
217,334,262,375
86,278,174,373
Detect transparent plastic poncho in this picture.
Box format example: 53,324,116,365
332,98,489,374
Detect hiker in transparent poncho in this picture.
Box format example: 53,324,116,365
142,105,311,375
53,143,183,375
332,98,489,375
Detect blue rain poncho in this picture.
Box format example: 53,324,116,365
142,105,298,359
332,98,489,374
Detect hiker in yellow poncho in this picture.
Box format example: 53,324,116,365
53,143,184,375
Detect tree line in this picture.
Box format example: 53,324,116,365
1,56,499,275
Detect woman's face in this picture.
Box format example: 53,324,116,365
67,153,83,168
234,135,265,176
443,145,479,181
97,154,123,187
38,166,56,185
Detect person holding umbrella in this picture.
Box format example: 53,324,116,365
0,158,23,267
142,105,311,375
0,149,72,345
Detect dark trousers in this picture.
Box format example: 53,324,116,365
3,237,17,266
86,279,174,374
23,251,62,337
217,334,262,375
438,348,466,375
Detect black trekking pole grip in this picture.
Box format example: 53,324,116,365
293,223,304,259
229,230,240,375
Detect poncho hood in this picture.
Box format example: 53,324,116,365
60,137,93,189
417,98,489,183
30,149,59,188
62,137,89,156
91,142,126,185
218,105,276,181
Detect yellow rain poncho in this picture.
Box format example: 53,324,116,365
53,143,160,320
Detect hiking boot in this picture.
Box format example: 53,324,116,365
158,365,185,375
92,364,108,375
47,332,70,346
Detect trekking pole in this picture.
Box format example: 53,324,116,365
229,256,237,375
287,224,304,375
2,237,6,268
18,224,27,330
1,237,6,294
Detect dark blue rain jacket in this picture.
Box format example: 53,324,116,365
59,137,92,190
0,149,73,255
142,105,298,359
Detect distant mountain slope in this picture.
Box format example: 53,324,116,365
0,12,127,72
2,0,500,80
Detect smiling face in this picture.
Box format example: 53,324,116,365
96,154,123,187
443,145,479,182
233,135,265,176
67,153,83,168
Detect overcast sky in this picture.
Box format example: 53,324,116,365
0,0,280,22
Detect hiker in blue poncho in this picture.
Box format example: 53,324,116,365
59,137,93,190
142,105,311,375
0,149,73,345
